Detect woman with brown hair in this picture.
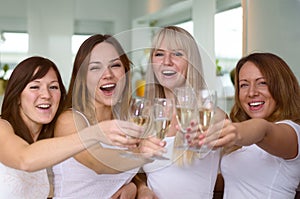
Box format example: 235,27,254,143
199,52,300,199
0,56,139,199
52,34,164,199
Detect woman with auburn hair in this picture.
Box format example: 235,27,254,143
197,52,300,199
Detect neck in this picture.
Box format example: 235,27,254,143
29,127,42,142
95,105,113,121
164,88,175,100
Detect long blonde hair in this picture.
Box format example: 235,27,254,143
144,26,206,165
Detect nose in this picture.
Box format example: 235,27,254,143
162,53,173,66
40,86,51,99
248,83,259,97
102,67,113,80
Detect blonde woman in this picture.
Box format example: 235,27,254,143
137,26,225,199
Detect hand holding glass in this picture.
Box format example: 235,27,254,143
128,97,151,137
196,89,217,156
197,89,217,133
174,87,197,149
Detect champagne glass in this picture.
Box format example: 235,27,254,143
148,97,174,160
174,86,197,149
196,89,217,156
197,89,217,133
152,98,174,139
128,97,151,137
120,97,151,159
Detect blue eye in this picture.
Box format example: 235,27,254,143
173,51,183,56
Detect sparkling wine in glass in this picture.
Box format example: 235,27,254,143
197,89,217,133
174,86,197,149
153,98,173,139
196,89,217,156
128,97,151,137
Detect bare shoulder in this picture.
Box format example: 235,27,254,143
54,109,89,137
0,119,16,142
0,118,13,132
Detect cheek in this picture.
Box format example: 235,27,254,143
177,60,188,76
152,65,160,77
53,92,62,104
152,56,161,64
86,78,98,96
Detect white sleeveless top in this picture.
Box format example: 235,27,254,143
143,136,221,199
52,110,139,199
221,120,300,199
0,162,49,199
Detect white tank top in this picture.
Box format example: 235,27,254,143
52,109,139,199
221,120,300,199
0,162,49,199
143,136,221,199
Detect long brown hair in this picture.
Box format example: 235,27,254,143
230,52,300,124
1,56,66,144
64,34,132,124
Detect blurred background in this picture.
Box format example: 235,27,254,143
0,0,299,113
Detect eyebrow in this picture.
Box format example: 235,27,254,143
31,79,59,84
89,57,120,65
154,48,184,52
239,76,265,82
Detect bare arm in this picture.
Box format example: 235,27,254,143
54,110,151,174
234,119,298,159
0,119,102,172
207,118,298,159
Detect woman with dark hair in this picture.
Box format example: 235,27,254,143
0,56,139,198
198,52,300,198
52,34,162,199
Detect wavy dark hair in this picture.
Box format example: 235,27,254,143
230,52,300,124
1,56,66,144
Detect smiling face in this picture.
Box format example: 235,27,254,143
151,40,188,90
19,67,61,130
238,61,277,119
86,42,126,108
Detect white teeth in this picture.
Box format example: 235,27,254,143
249,101,264,106
38,104,50,108
162,70,176,75
101,84,115,88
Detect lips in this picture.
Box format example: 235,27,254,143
100,83,116,92
248,101,264,111
37,104,51,109
162,70,177,76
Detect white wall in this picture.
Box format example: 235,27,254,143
0,0,133,88
0,0,299,111
243,0,300,81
